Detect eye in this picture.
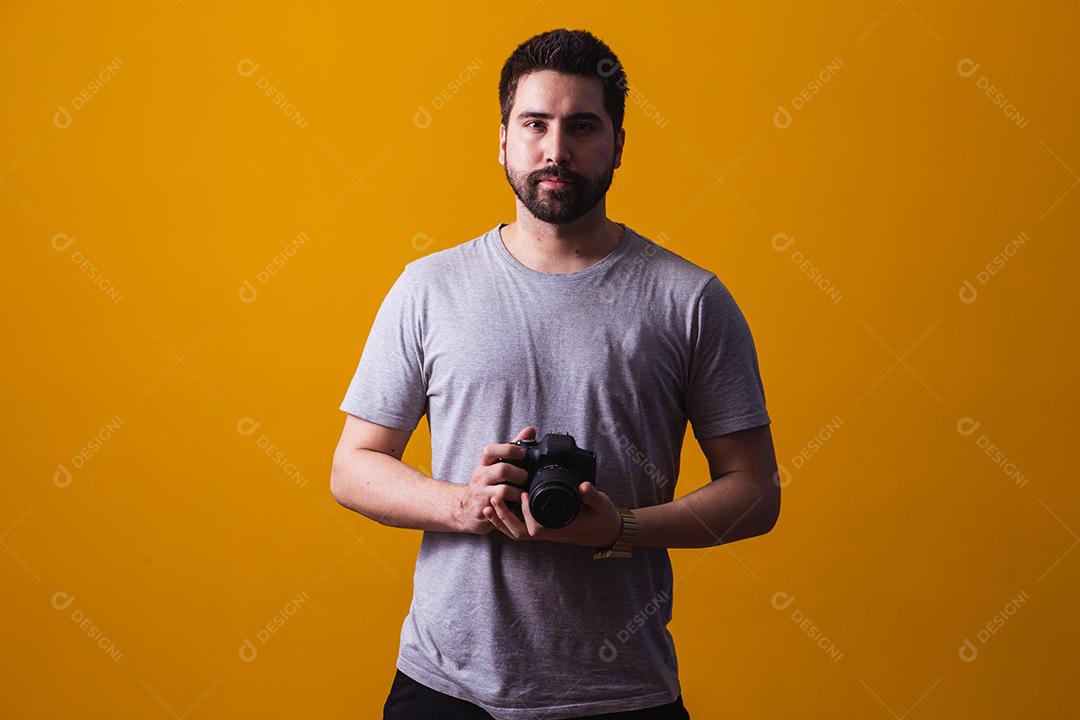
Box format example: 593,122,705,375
576,122,595,131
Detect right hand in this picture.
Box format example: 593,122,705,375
454,425,536,534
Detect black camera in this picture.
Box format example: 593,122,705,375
496,432,597,529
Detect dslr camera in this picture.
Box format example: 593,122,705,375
496,432,597,529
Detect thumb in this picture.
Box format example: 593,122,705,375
579,481,603,506
514,425,537,441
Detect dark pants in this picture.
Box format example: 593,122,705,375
383,669,691,719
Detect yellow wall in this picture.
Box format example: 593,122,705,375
4,1,1077,717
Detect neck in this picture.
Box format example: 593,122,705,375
501,203,625,275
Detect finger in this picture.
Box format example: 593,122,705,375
491,495,527,540
483,505,513,538
520,491,542,537
491,484,523,504
476,462,528,488
495,461,530,485
579,481,605,507
480,441,528,467
513,425,537,441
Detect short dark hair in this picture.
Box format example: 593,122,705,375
499,28,629,133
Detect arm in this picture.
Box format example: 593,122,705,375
632,424,780,549
330,414,535,536
330,413,463,532
485,423,780,551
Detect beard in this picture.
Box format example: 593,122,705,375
503,153,616,225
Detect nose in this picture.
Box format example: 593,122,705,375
543,123,571,167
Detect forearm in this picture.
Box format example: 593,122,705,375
632,471,779,549
330,448,463,532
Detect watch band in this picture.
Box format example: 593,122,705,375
592,507,637,559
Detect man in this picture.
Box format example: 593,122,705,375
331,28,779,720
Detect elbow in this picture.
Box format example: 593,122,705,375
758,499,780,536
758,476,781,535
329,451,359,508
329,462,346,506
745,474,780,539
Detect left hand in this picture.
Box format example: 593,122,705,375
484,481,623,549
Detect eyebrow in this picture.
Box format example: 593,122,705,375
516,111,604,123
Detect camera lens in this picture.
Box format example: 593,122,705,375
529,464,581,528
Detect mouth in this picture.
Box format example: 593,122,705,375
539,178,573,188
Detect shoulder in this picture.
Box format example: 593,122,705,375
398,227,493,292
625,227,723,299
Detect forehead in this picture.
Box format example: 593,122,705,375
511,70,606,117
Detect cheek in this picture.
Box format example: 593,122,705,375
506,146,539,176
508,133,544,155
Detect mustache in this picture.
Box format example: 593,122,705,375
532,169,579,183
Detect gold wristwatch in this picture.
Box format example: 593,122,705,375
592,507,637,559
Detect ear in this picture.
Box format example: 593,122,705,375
499,124,507,166
613,126,625,170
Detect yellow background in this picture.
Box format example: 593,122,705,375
3,1,1077,717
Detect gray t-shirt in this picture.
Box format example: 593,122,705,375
339,222,770,719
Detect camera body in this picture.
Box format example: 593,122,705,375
497,432,597,528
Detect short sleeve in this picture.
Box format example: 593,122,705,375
685,275,771,440
339,265,428,431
